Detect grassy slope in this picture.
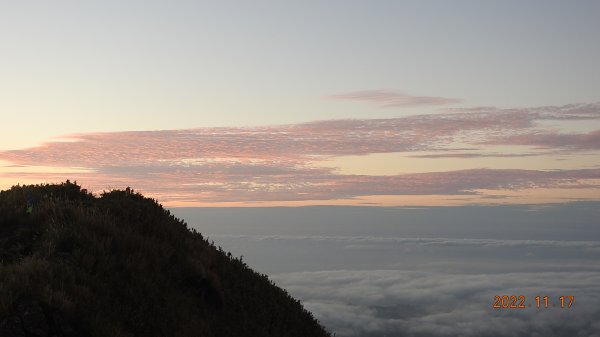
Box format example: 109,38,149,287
0,182,331,337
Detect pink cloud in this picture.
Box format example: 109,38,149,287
449,103,600,120
327,90,462,107
3,168,599,203
0,106,551,167
3,102,598,170
1,102,600,204
488,130,600,150
408,153,540,159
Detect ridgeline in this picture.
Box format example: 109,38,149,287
0,182,331,337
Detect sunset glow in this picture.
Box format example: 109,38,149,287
1,103,599,206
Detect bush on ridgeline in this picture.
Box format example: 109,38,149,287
0,181,332,337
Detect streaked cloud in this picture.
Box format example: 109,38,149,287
408,152,540,159
327,90,462,107
1,102,599,205
3,167,600,204
207,234,600,250
489,130,600,150
3,103,599,165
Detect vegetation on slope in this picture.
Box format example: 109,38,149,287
0,181,331,337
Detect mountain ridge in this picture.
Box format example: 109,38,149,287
0,181,331,337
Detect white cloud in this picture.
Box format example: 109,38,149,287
272,270,600,337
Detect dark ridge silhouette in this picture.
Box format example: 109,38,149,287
0,181,332,337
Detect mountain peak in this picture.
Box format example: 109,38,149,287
0,182,331,337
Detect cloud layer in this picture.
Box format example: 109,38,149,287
272,269,600,337
327,90,462,107
1,102,600,204
190,208,600,337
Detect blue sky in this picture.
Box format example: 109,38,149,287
2,1,600,136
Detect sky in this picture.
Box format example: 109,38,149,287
1,0,600,207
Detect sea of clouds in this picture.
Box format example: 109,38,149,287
273,268,600,337
177,204,600,336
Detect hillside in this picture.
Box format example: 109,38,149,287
0,181,331,337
